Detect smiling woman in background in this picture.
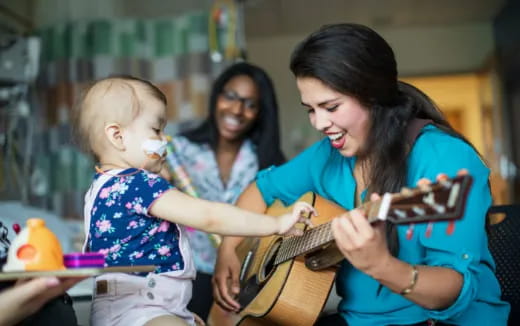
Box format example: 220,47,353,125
166,62,285,322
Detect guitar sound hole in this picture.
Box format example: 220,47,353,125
236,239,281,310
237,275,262,310
259,239,281,282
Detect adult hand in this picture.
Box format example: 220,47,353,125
331,193,391,275
193,312,205,326
331,171,467,276
0,276,86,326
212,244,242,312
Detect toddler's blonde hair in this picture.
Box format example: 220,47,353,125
73,76,166,160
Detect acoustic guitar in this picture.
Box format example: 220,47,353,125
210,174,473,326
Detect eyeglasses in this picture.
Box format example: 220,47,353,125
220,90,258,111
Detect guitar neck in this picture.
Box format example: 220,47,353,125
272,174,471,267
274,201,382,266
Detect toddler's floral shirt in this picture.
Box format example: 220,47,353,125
87,168,185,273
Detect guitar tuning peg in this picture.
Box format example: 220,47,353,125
400,187,413,196
439,179,453,188
425,222,433,238
437,174,449,182
417,183,433,193
406,224,415,240
446,221,455,235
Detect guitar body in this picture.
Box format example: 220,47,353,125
207,175,473,326
234,193,345,326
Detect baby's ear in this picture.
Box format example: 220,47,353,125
105,123,125,151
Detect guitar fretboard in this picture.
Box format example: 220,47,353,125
274,222,334,265
273,200,382,266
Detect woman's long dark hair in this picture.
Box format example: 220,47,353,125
290,23,476,258
182,62,285,169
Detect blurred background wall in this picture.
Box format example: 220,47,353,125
1,0,519,221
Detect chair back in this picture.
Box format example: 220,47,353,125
488,205,520,325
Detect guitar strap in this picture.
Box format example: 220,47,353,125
406,118,434,149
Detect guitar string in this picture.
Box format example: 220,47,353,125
272,176,467,265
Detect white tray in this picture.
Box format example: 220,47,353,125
0,265,156,280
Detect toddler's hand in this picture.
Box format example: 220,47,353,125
277,201,316,236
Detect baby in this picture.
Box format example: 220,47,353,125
73,76,314,326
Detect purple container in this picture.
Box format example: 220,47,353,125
63,252,105,268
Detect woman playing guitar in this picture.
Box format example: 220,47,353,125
213,23,509,326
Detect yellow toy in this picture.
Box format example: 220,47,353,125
2,218,65,272
0,218,154,280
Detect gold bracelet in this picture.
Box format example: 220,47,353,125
400,265,419,295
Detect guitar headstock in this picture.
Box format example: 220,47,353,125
373,174,473,225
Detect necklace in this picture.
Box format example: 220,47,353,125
94,165,142,177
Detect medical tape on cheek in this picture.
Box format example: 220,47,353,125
142,139,168,160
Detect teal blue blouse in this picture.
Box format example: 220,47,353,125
256,125,509,325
